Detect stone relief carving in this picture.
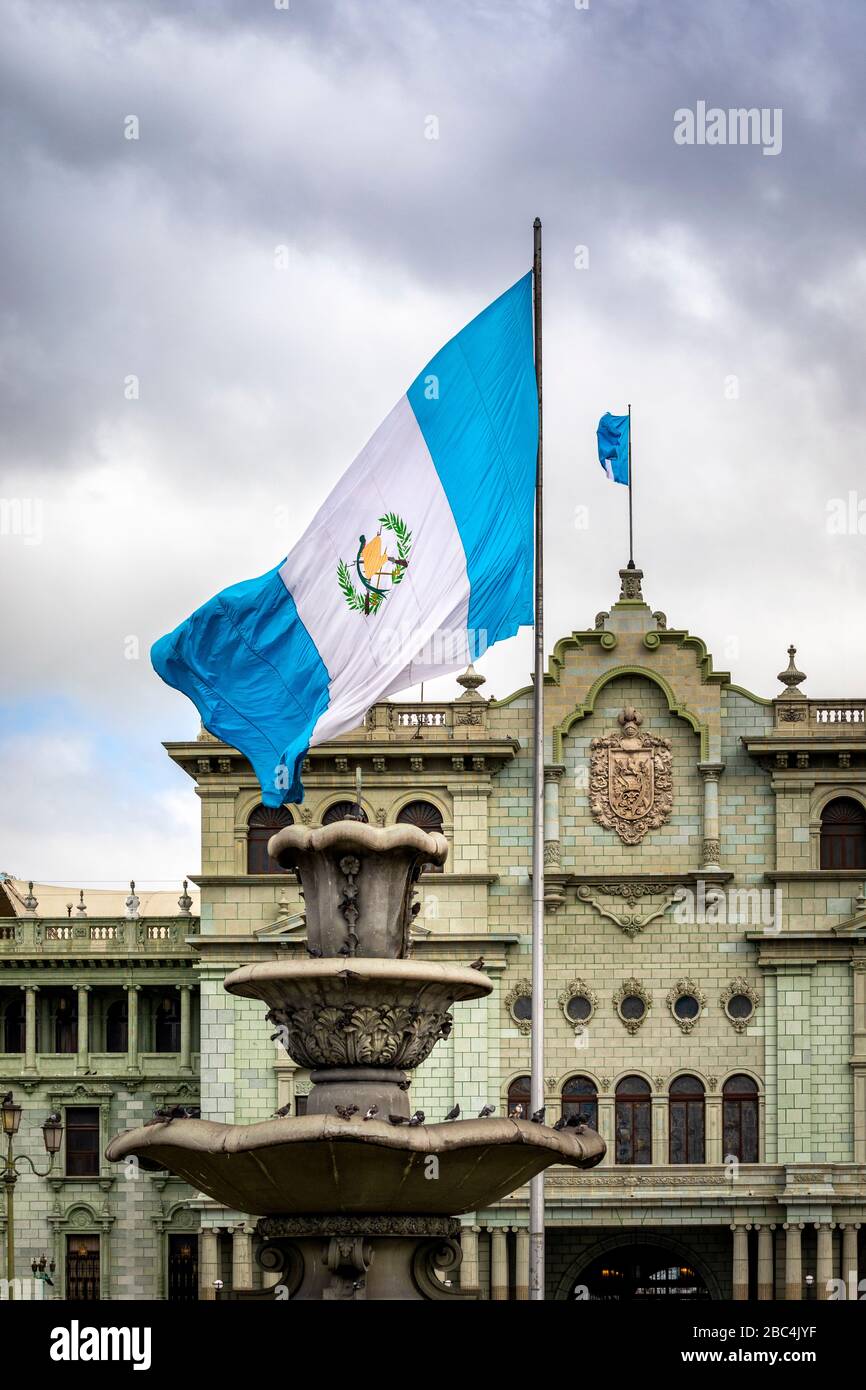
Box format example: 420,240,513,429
612,977,652,1035
504,979,533,1035
576,881,679,939
589,707,673,845
665,977,707,1034
277,1003,453,1069
720,977,760,1033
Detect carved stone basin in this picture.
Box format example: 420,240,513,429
105,1114,605,1216
268,822,448,958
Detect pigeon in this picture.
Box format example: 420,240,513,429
46,1111,61,1125
567,1111,590,1128
408,1110,425,1126
443,1104,460,1121
397,1078,412,1091
553,1115,568,1131
335,1104,359,1121
145,1107,173,1126
529,1107,546,1124
469,956,485,971
388,1114,408,1125
1,1091,13,1105
272,1103,292,1118
306,945,323,958
363,1105,379,1121
478,1104,496,1118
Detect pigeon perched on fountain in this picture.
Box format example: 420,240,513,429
469,957,485,971
335,1104,359,1121
363,1105,379,1120
272,1103,292,1118
478,1104,495,1118
443,1104,460,1121
529,1107,546,1124
408,1110,425,1126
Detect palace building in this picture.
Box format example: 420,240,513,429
2,564,866,1300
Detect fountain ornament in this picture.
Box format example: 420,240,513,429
108,809,604,1299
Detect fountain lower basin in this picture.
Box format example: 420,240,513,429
105,1113,605,1216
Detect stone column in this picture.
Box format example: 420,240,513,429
756,1225,775,1300
652,1091,668,1165
597,1091,615,1167
76,985,90,1068
232,1224,254,1291
698,763,725,871
125,984,141,1073
815,1222,834,1300
199,1228,220,1301
784,1223,803,1300
732,1224,750,1300
705,1089,723,1165
543,766,564,872
841,1223,860,1300
490,1227,509,1301
21,984,39,1073
852,963,866,1162
515,1226,530,1300
460,1225,480,1293
178,984,194,1074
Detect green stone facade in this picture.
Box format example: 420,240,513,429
3,565,865,1300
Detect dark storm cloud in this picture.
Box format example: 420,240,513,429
1,0,865,879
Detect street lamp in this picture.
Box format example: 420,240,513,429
1,1095,63,1300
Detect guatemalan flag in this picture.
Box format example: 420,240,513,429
152,274,538,806
596,411,629,484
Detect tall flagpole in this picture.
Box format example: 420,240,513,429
627,401,634,566
529,215,545,1300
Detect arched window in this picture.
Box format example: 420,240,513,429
247,803,294,874
322,801,368,826
397,800,444,872
105,998,128,1054
669,1075,705,1164
723,1074,759,1163
507,1074,531,1119
561,1075,598,1130
820,797,866,869
1,993,24,1054
615,1076,651,1165
153,993,180,1054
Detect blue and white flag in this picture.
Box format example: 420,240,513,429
152,274,538,805
597,411,629,485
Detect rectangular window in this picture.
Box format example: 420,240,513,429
65,1106,100,1177
66,1234,100,1299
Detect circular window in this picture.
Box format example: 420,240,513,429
566,994,592,1023
673,994,700,1021
727,993,754,1020
620,995,646,1021
512,995,532,1022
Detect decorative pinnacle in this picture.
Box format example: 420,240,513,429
456,663,486,698
177,879,193,916
22,881,38,913
75,889,87,917
777,644,806,696
618,565,644,601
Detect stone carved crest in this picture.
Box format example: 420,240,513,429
589,707,673,845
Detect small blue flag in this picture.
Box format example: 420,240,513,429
597,412,629,485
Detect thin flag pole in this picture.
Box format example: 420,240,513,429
627,401,634,566
529,215,546,1301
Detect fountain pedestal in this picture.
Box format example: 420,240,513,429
107,820,605,1299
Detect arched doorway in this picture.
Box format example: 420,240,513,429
558,1233,720,1300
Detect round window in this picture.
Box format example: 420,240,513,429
673,994,700,1021
620,994,646,1021
512,995,532,1022
727,993,754,1020
566,994,592,1023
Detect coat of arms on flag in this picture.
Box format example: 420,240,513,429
337,512,412,616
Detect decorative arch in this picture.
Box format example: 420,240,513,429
556,1066,604,1093
386,789,452,830
666,1066,714,1094
553,1230,724,1302
719,1066,763,1094
501,1069,532,1117
553,665,709,761
611,1067,656,1093
810,785,866,822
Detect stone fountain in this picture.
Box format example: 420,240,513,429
107,819,604,1299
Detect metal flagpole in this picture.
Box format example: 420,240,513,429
529,215,545,1300
627,401,634,566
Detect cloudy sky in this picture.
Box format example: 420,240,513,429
2,0,864,888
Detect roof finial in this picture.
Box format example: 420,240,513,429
75,889,87,918
22,881,38,915
777,644,806,698
177,880,193,917
456,663,487,699
125,880,141,920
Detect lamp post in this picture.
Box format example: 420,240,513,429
1,1095,63,1299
